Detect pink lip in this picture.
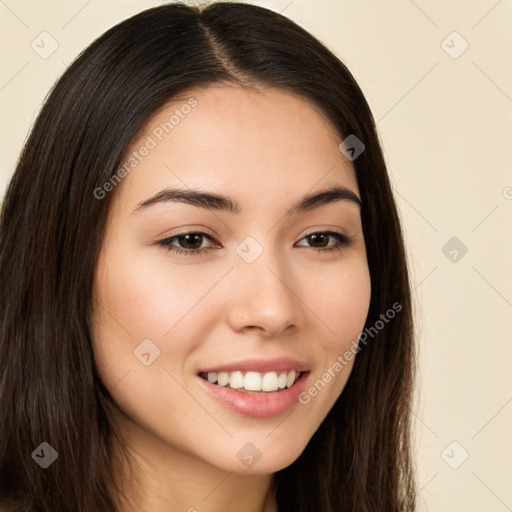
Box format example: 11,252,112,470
196,371,310,418
197,356,311,374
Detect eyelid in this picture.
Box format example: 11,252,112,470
295,230,353,248
155,225,217,240
299,226,349,238
156,228,353,257
156,230,219,249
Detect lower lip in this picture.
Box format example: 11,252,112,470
196,372,310,418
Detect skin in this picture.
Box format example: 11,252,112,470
91,84,371,512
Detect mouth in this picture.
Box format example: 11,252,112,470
198,369,305,394
196,370,311,418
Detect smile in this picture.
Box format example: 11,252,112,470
199,370,302,393
197,370,310,418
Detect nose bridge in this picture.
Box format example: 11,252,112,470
226,236,301,334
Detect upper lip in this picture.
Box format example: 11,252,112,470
197,357,311,374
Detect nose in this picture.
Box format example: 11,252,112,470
225,248,302,337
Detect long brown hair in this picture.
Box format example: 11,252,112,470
0,3,416,510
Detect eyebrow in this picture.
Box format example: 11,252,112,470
133,185,362,216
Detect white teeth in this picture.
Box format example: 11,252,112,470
229,371,244,389
261,371,279,392
203,369,301,392
217,372,229,387
244,371,261,391
286,370,296,388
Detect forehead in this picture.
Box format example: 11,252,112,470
113,85,358,211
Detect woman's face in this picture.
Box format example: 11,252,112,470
91,85,371,475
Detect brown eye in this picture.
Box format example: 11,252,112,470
296,231,353,253
306,233,330,248
157,232,219,256
175,234,204,250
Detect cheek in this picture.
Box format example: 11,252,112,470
305,256,371,350
90,248,232,396
293,258,370,425
94,250,224,339
90,254,212,425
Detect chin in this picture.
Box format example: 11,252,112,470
210,433,310,475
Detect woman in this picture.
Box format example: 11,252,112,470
0,2,416,511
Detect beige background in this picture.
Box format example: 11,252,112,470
1,0,511,510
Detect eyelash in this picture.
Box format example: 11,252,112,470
156,230,353,257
